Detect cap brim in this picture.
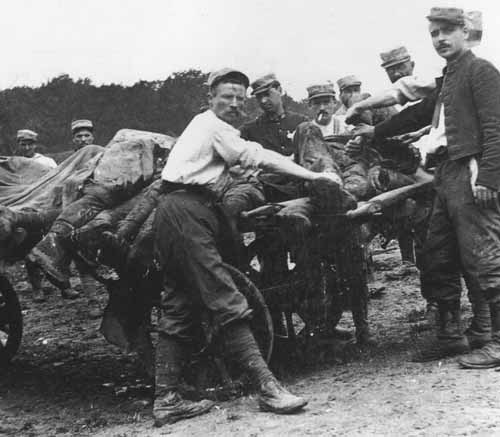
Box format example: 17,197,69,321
381,57,411,68
426,15,464,25
308,92,336,101
251,84,272,96
339,83,361,91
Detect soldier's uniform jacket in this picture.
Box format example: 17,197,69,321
240,111,308,156
375,50,500,190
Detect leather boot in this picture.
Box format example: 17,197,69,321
258,377,309,414
465,288,491,349
153,334,214,427
412,300,469,362
458,299,500,369
27,222,74,288
224,321,307,414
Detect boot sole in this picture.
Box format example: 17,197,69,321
259,399,308,414
153,402,215,427
457,360,500,369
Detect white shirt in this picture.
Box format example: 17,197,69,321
422,104,447,156
162,109,266,192
32,153,57,169
313,115,350,140
389,75,436,106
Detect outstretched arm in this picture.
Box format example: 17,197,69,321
213,123,342,185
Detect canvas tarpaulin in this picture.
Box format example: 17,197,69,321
0,156,53,187
0,145,104,211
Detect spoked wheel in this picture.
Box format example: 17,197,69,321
0,274,23,365
224,263,274,362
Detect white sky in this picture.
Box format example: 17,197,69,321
4,0,500,99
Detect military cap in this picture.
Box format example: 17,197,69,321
380,46,411,68
426,7,465,25
337,75,362,92
307,83,336,101
251,73,280,96
16,129,38,142
206,68,249,89
71,119,94,134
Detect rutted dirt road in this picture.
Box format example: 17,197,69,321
1,243,500,437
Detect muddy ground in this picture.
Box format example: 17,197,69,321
1,242,500,437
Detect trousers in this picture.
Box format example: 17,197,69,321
154,189,252,340
422,158,500,304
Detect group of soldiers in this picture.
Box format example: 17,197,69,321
14,119,95,166
11,5,500,429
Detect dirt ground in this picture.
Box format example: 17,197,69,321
1,242,500,437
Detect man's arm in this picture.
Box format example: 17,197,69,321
374,95,435,139
472,60,500,192
346,93,400,124
350,96,436,142
213,123,341,184
346,76,437,124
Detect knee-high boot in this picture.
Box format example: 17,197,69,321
223,321,307,414
458,298,500,369
153,334,214,427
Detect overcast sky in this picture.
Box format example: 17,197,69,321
4,0,500,99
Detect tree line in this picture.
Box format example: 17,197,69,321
0,70,309,156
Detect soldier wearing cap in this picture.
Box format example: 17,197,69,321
16,129,57,169
240,73,307,156
346,10,483,124
145,67,349,426
71,119,95,150
353,7,500,366
336,75,362,114
306,83,349,139
380,46,415,84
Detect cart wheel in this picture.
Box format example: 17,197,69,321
224,263,274,363
0,275,23,365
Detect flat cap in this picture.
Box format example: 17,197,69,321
16,129,38,141
251,73,280,96
71,119,94,133
307,83,336,101
380,46,411,68
337,75,362,92
426,7,465,25
206,68,249,89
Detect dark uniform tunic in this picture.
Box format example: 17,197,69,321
240,111,308,201
240,111,308,156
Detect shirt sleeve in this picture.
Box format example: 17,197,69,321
213,122,266,169
391,76,436,104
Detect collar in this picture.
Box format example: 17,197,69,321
263,110,286,123
442,49,473,75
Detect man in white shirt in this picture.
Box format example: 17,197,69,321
16,129,57,169
152,68,343,426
